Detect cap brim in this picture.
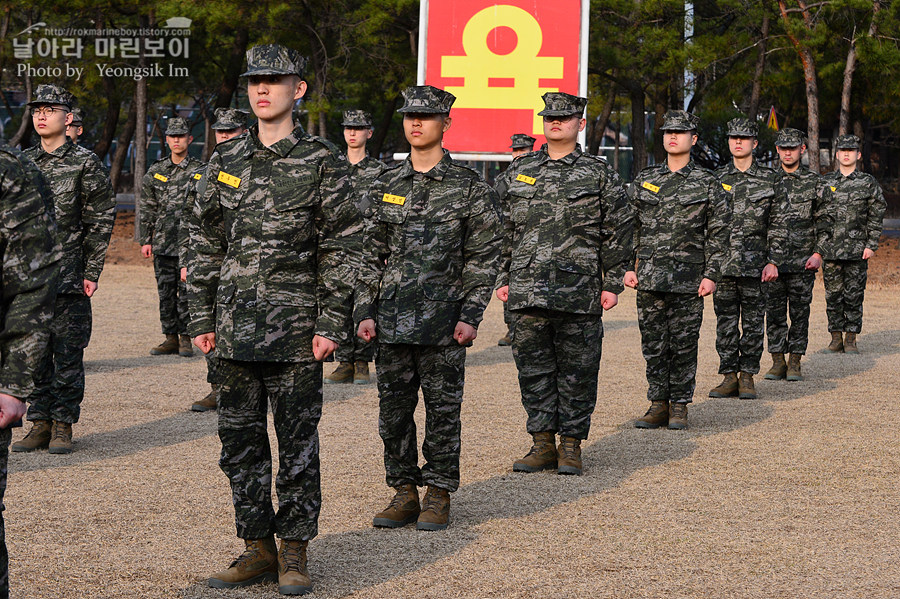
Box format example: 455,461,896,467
397,107,447,114
211,123,241,130
836,145,859,150
661,126,695,132
775,142,802,148
166,129,189,135
537,109,581,117
240,67,300,77
27,100,72,109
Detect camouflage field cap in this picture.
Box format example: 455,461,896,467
165,117,190,136
726,117,759,137
775,127,805,148
510,133,536,149
211,108,249,131
538,92,587,117
661,109,699,132
69,107,84,126
397,85,456,114
240,44,307,78
834,134,860,150
342,109,373,127
27,84,74,109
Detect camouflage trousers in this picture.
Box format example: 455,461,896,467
334,290,374,363
823,260,868,333
205,351,220,384
153,254,187,335
217,359,323,541
376,343,466,492
0,428,10,599
713,276,765,374
637,290,704,404
765,271,815,354
27,294,92,424
510,309,603,440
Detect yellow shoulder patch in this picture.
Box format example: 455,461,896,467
153,173,168,183
515,174,536,185
722,183,732,191
382,193,406,205
193,173,202,180
217,171,241,188
830,186,836,192
641,181,660,193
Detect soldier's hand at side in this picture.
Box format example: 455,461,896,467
761,263,779,282
805,252,823,270
600,291,618,311
454,321,477,345
862,248,875,260
312,335,337,361
194,333,216,354
0,394,26,429
83,279,98,297
624,271,638,289
358,319,377,342
496,285,509,302
698,278,717,297
141,244,152,258
180,267,187,282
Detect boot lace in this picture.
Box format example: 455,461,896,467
280,542,305,573
387,487,413,510
558,438,578,461
421,489,447,513
52,422,71,442
229,543,263,568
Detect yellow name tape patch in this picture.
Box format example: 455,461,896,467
382,193,406,205
641,181,660,193
830,186,836,192
515,174,536,185
217,171,242,188
193,173,202,180
722,183,732,191
153,173,168,183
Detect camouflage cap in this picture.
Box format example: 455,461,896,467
69,107,84,126
397,85,456,114
775,127,805,148
834,134,860,150
726,117,759,137
27,84,75,109
661,109,699,132
537,92,587,117
211,108,249,131
240,44,307,78
341,109,373,128
510,133,536,149
165,117,190,136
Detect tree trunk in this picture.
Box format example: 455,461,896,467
589,87,616,156
133,14,151,241
839,2,881,136
748,14,769,119
652,98,666,165
779,0,820,173
214,26,249,110
370,94,400,159
629,85,647,177
93,76,122,161
110,100,137,193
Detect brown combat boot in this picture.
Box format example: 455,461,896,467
11,420,51,452
416,486,450,531
324,362,354,384
844,332,859,354
634,400,669,429
823,331,844,354
48,421,73,454
191,384,218,412
709,373,739,398
150,334,179,355
557,436,583,475
208,537,278,589
512,432,557,472
373,484,420,528
738,372,757,400
786,354,803,381
278,539,312,595
764,353,787,380
179,334,194,357
497,334,512,346
353,361,371,385
668,402,688,430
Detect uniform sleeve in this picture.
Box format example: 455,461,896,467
599,167,634,294
866,176,886,251
186,157,225,337
813,177,834,256
460,181,502,327
495,169,514,289
139,170,156,247
704,179,731,283
766,175,789,267
81,155,115,282
626,180,639,270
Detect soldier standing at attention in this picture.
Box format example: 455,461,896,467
324,109,385,386
495,92,633,475
763,128,833,380
66,107,83,145
625,110,730,430
356,86,501,531
820,134,885,354
188,45,351,595
140,117,203,359
493,133,536,347
0,139,60,599
12,85,114,455
708,117,788,400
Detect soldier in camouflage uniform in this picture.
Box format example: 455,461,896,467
324,109,386,386
820,134,885,354
0,138,60,599
187,45,352,595
140,116,204,358
496,92,633,475
12,85,115,455
66,107,83,145
763,128,834,380
493,133,536,347
356,86,501,531
625,110,730,430
708,117,788,400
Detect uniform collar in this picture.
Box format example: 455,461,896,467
246,122,307,158
664,159,694,177
536,143,583,166
399,149,452,181
37,138,74,159
723,158,760,176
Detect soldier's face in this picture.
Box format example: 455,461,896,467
248,74,306,122
511,148,530,158
728,136,757,159
31,104,71,138
166,134,192,155
662,130,696,156
543,114,585,143
403,113,450,149
777,145,805,167
344,126,372,150
837,149,860,167
215,128,244,144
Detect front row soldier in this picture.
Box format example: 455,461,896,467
188,44,352,595
141,117,203,358
708,117,787,400
0,140,60,599
763,128,833,380
323,109,385,386
625,110,729,430
356,86,501,531
13,84,115,455
496,92,633,475
820,134,885,354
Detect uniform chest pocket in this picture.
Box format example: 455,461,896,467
567,187,602,229
377,203,409,225
272,177,318,212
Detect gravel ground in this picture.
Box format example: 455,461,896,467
7,260,900,599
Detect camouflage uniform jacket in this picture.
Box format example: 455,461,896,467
24,139,113,293
339,155,386,258
354,150,502,345
0,143,60,399
187,124,353,362
497,144,633,314
820,169,885,260
776,166,834,272
140,155,204,257
178,163,208,268
715,160,788,277
628,160,731,293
